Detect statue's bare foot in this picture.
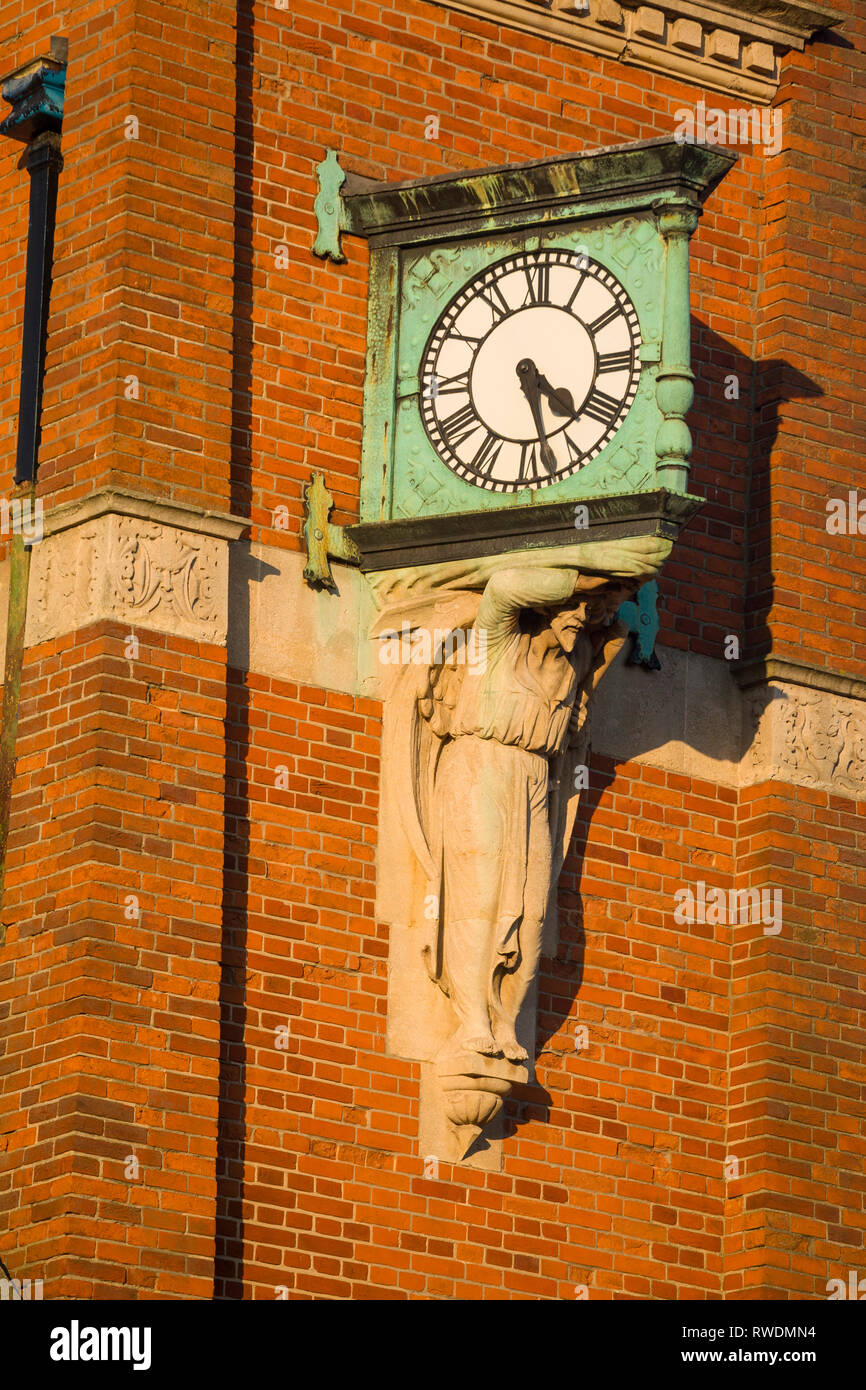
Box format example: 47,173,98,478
493,1023,528,1062
460,1032,498,1056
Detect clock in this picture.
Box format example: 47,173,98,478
419,248,641,494
310,141,735,527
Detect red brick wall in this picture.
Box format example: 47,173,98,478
0,0,862,1300
217,673,381,1298
725,782,866,1298
0,0,238,516
0,624,228,1298
748,13,866,680
217,727,738,1299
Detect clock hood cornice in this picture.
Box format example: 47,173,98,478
330,139,736,250
346,489,703,572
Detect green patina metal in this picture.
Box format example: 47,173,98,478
654,204,698,493
359,247,400,523
618,578,663,670
390,215,664,518
335,140,734,248
312,140,733,654
311,139,735,530
0,54,66,142
346,489,702,572
302,473,361,591
312,150,348,264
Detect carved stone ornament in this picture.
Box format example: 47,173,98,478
370,534,671,1161
746,683,866,796
112,520,222,639
26,491,245,648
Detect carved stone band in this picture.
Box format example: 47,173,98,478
25,489,247,649
745,682,866,796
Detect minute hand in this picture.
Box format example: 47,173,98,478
515,358,557,476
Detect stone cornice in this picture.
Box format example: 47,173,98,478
650,1,843,46
40,487,249,543
433,0,844,103
734,656,866,703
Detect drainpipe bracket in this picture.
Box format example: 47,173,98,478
0,55,66,143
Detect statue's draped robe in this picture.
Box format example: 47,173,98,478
439,570,578,993
372,560,627,1043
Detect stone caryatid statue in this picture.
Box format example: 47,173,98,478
422,569,626,1062
371,537,670,1154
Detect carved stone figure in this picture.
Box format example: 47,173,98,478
423,570,626,1062
370,537,670,1154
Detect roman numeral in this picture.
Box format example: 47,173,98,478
582,388,620,427
437,371,472,395
518,441,544,482
477,279,511,321
470,432,503,476
565,272,587,311
597,350,632,374
441,402,480,448
450,327,482,349
564,432,584,464
523,261,550,305
587,303,621,335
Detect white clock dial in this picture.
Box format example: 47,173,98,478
420,248,642,492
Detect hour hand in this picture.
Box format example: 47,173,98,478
537,374,575,419
516,358,557,475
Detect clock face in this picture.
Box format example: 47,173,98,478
419,248,642,492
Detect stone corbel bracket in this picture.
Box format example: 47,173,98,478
428,0,844,104
26,489,248,649
366,510,701,1167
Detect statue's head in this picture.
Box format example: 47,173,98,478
548,588,623,652
548,601,588,652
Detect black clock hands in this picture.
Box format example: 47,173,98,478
538,376,575,419
516,358,576,475
516,359,556,474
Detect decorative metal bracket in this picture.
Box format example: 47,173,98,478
618,578,661,670
312,150,347,264
302,473,361,592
